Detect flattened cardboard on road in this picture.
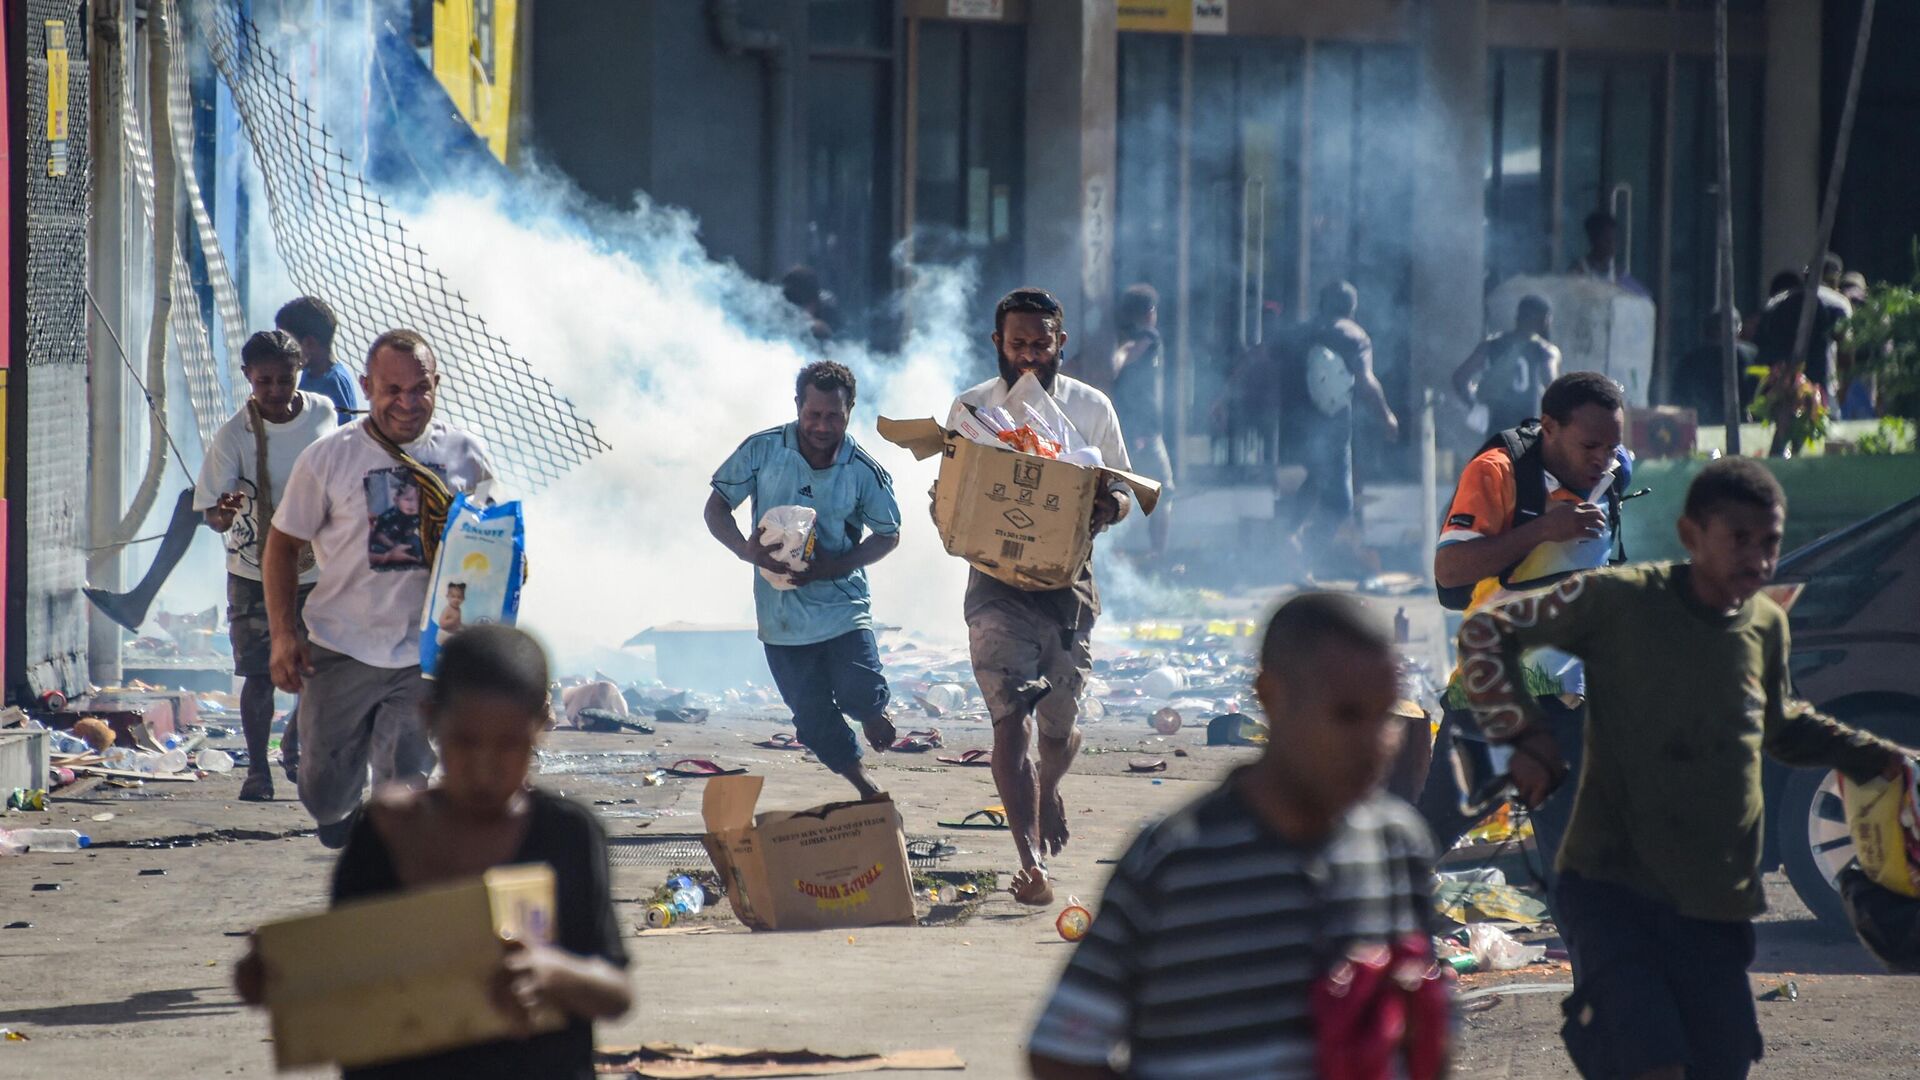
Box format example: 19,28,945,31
878,417,1160,592
597,1042,965,1077
255,863,562,1069
701,775,915,931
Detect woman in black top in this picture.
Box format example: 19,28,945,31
239,625,631,1079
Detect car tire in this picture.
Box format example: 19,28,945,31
1779,766,1854,928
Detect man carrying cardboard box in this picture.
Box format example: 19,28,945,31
952,288,1133,906
705,361,904,800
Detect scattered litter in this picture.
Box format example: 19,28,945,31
1758,980,1799,1003
595,1043,965,1078
1433,880,1550,925
90,812,116,822
935,749,991,767
3,922,30,929
1126,758,1167,774
2,1029,28,1042
30,883,59,892
1056,897,1093,942
1465,924,1547,971
635,924,727,937
138,869,167,877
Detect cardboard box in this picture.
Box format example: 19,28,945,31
877,417,1161,591
255,864,562,1070
701,775,916,931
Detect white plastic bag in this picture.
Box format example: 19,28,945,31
756,505,818,591
1003,372,1085,452
1466,923,1547,971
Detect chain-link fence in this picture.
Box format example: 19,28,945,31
191,2,609,491
23,0,93,695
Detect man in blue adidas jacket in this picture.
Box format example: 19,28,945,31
704,360,903,799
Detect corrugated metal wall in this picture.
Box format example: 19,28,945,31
23,1,91,697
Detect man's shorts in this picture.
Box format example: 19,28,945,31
967,597,1091,740
1555,871,1763,1079
226,575,313,678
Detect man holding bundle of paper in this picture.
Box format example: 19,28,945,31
950,288,1134,906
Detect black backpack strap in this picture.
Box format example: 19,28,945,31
1435,422,1545,611
1606,469,1628,565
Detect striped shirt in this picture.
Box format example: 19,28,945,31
1028,779,1437,1078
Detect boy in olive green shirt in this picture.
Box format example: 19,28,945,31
1457,458,1908,1080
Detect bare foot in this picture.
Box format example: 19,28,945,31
1010,866,1054,907
1036,728,1082,858
840,763,886,801
860,714,897,752
1038,788,1069,859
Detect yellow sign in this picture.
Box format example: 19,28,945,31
1117,0,1227,34
45,20,68,177
432,0,519,164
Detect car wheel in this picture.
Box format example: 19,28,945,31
1779,765,1857,928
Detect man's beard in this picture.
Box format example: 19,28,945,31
997,351,1060,391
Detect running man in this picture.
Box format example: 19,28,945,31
954,287,1133,906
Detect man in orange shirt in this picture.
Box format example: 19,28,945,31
1419,372,1632,890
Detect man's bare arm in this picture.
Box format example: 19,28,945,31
1452,341,1490,406
264,527,311,693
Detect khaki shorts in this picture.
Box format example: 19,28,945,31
967,598,1092,741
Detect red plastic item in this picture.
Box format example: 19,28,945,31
1312,933,1452,1080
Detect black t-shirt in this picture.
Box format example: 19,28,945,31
332,789,629,1080
1110,329,1165,441
1754,286,1850,384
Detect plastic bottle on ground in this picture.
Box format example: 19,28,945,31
667,875,704,915
45,730,90,755
196,749,235,773
102,747,138,772
149,749,189,774
7,829,90,852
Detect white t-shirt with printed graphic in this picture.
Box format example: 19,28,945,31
274,418,497,669
194,391,336,584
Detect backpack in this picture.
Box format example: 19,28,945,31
1435,420,1628,611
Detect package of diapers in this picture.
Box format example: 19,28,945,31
420,493,526,677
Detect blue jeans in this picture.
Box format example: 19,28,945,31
1416,697,1585,899
762,629,890,775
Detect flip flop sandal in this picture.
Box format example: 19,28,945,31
1127,758,1168,773
936,748,993,767
936,808,1009,830
890,735,941,753
664,758,748,778
754,733,807,751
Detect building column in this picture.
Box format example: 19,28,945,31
1760,0,1820,295
1022,1,1117,353
1409,0,1489,404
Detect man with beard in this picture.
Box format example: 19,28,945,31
951,287,1132,906
265,329,497,847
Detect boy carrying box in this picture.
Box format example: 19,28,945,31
1457,457,1912,1079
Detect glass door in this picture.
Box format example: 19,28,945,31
1188,38,1301,473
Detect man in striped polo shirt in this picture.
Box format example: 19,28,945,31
1029,593,1444,1079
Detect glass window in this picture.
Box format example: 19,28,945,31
806,59,893,342
1560,54,1663,291
911,21,1025,351
1486,50,1554,289
810,0,891,51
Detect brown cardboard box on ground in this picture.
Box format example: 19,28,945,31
254,863,561,1070
701,775,917,931
877,417,1161,591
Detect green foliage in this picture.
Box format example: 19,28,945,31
1841,243,1920,426
1855,416,1916,456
